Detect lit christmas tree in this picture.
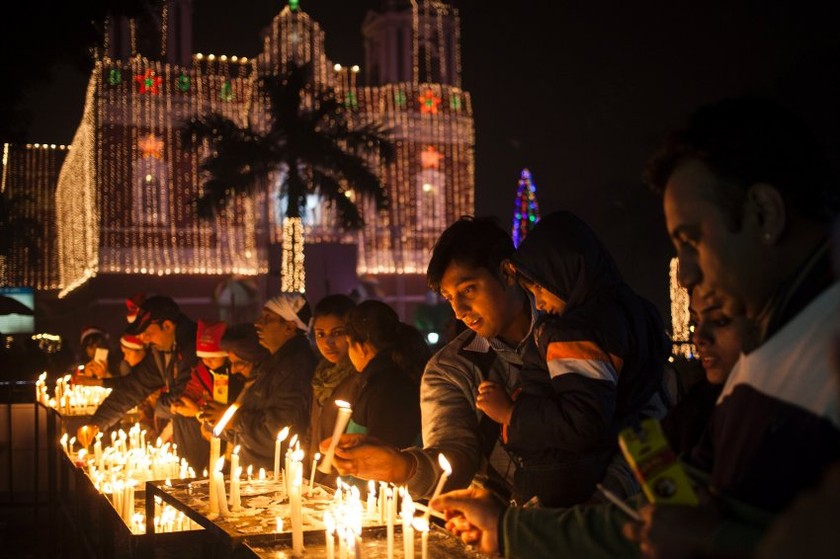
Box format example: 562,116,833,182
511,168,541,247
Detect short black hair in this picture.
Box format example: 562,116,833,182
426,216,514,292
643,96,840,228
313,294,356,319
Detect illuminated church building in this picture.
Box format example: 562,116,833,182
2,0,473,331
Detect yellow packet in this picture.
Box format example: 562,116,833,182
618,418,698,505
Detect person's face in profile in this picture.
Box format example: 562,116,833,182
664,158,766,319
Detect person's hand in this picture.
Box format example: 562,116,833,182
199,421,213,442
76,424,99,450
202,400,226,426
72,374,103,387
324,434,414,484
171,396,200,417
82,359,108,379
431,486,504,555
476,380,514,425
622,486,721,559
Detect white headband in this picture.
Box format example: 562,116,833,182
264,294,310,333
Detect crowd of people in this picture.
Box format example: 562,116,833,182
68,95,839,558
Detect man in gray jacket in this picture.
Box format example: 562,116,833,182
328,217,536,500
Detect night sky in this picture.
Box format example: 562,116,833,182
18,0,840,317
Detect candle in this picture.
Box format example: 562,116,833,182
401,488,415,559
274,426,290,481
214,457,230,517
290,449,304,556
208,437,220,516
324,510,336,559
60,433,68,454
94,433,103,470
309,452,320,496
285,434,299,498
276,516,283,532
423,453,452,522
367,480,377,520
412,517,430,559
258,467,266,481
230,446,241,510
385,488,394,559
208,403,238,517
318,400,353,474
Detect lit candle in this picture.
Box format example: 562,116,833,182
230,445,241,510
290,449,304,556
258,467,266,481
309,452,320,496
318,400,353,474
94,432,103,470
386,488,394,559
60,433,69,454
209,404,239,517
214,456,230,517
412,517,430,559
423,453,452,522
276,516,283,532
324,510,336,559
401,488,415,559
274,426,290,481
367,480,377,520
285,434,299,498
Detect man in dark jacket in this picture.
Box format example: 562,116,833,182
79,296,208,471
216,293,316,471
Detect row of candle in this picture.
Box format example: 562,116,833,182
35,372,112,415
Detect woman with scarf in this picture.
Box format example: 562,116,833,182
477,210,670,507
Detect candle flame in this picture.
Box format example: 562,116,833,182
276,516,283,532
335,399,351,409
277,426,290,442
39,372,47,381
412,517,430,532
288,434,298,447
314,452,321,461
438,453,452,475
215,456,225,472
233,445,241,455
213,403,239,437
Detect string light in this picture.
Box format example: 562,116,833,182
669,257,695,358
511,168,541,248
281,217,306,292
18,1,473,292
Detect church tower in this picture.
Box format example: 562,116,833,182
105,0,193,66
362,0,461,87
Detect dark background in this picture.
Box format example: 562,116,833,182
4,0,840,317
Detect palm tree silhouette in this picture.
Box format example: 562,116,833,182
180,61,394,291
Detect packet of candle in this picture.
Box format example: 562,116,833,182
618,418,698,505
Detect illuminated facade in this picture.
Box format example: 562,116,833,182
45,0,474,296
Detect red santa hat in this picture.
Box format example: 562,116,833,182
80,326,107,347
196,320,228,358
126,293,146,323
120,334,145,351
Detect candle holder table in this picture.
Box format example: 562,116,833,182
242,523,485,559
145,477,396,557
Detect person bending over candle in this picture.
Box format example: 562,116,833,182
211,294,316,471
341,300,428,448
326,217,537,504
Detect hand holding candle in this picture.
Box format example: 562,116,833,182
318,400,353,474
